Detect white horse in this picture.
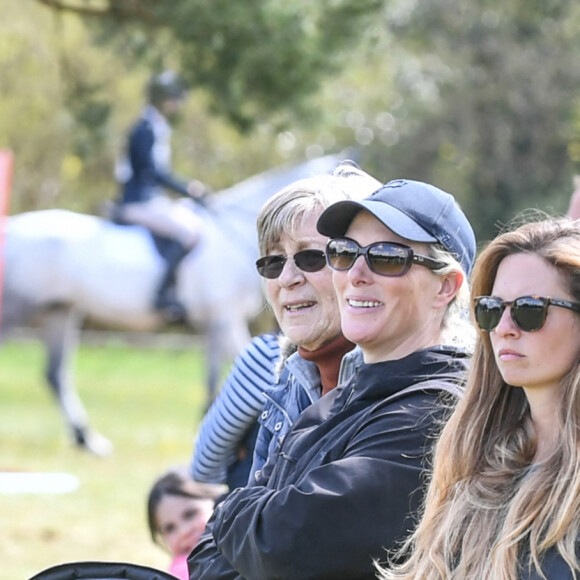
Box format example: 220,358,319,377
0,155,342,455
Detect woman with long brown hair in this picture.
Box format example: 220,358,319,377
381,216,580,580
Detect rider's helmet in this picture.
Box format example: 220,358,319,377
146,71,187,107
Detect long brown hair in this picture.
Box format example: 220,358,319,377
380,217,580,580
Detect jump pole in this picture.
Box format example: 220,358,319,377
0,149,13,327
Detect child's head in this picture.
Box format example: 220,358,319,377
147,466,227,557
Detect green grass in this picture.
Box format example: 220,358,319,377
0,339,208,580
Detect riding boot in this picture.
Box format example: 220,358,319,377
154,241,190,322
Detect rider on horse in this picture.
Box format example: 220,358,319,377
114,71,209,321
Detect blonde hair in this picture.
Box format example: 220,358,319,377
379,216,580,580
427,244,474,353
256,161,381,255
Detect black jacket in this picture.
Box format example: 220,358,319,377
521,543,580,579
189,346,469,580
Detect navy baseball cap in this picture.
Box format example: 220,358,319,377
316,179,476,275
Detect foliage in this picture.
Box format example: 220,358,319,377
36,0,384,131
0,1,130,213
2,1,317,214
4,0,580,242
361,0,580,240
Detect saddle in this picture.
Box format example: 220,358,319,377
101,200,181,261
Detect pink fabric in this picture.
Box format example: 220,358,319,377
169,553,189,580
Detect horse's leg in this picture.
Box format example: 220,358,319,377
204,317,252,408
41,305,113,456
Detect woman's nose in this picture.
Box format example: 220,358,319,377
347,254,372,283
278,258,305,287
493,306,519,336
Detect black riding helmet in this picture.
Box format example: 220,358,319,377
147,71,187,107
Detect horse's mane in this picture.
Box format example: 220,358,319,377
210,154,342,215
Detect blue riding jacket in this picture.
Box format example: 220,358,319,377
116,105,189,204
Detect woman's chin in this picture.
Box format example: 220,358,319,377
341,325,373,348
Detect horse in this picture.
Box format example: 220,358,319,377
0,154,342,455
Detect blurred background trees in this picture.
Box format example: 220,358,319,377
4,0,580,242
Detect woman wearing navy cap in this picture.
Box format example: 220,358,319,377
190,179,476,580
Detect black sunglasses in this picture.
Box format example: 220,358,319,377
473,295,580,332
325,237,445,277
256,249,327,279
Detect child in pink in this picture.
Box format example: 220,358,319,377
147,466,226,580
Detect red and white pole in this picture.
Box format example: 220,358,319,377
0,149,14,327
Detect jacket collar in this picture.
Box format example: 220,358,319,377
351,345,469,402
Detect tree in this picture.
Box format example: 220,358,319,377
36,0,384,131
359,0,580,240
13,0,580,242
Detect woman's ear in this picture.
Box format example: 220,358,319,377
433,271,464,309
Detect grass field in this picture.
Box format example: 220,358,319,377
0,338,208,580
